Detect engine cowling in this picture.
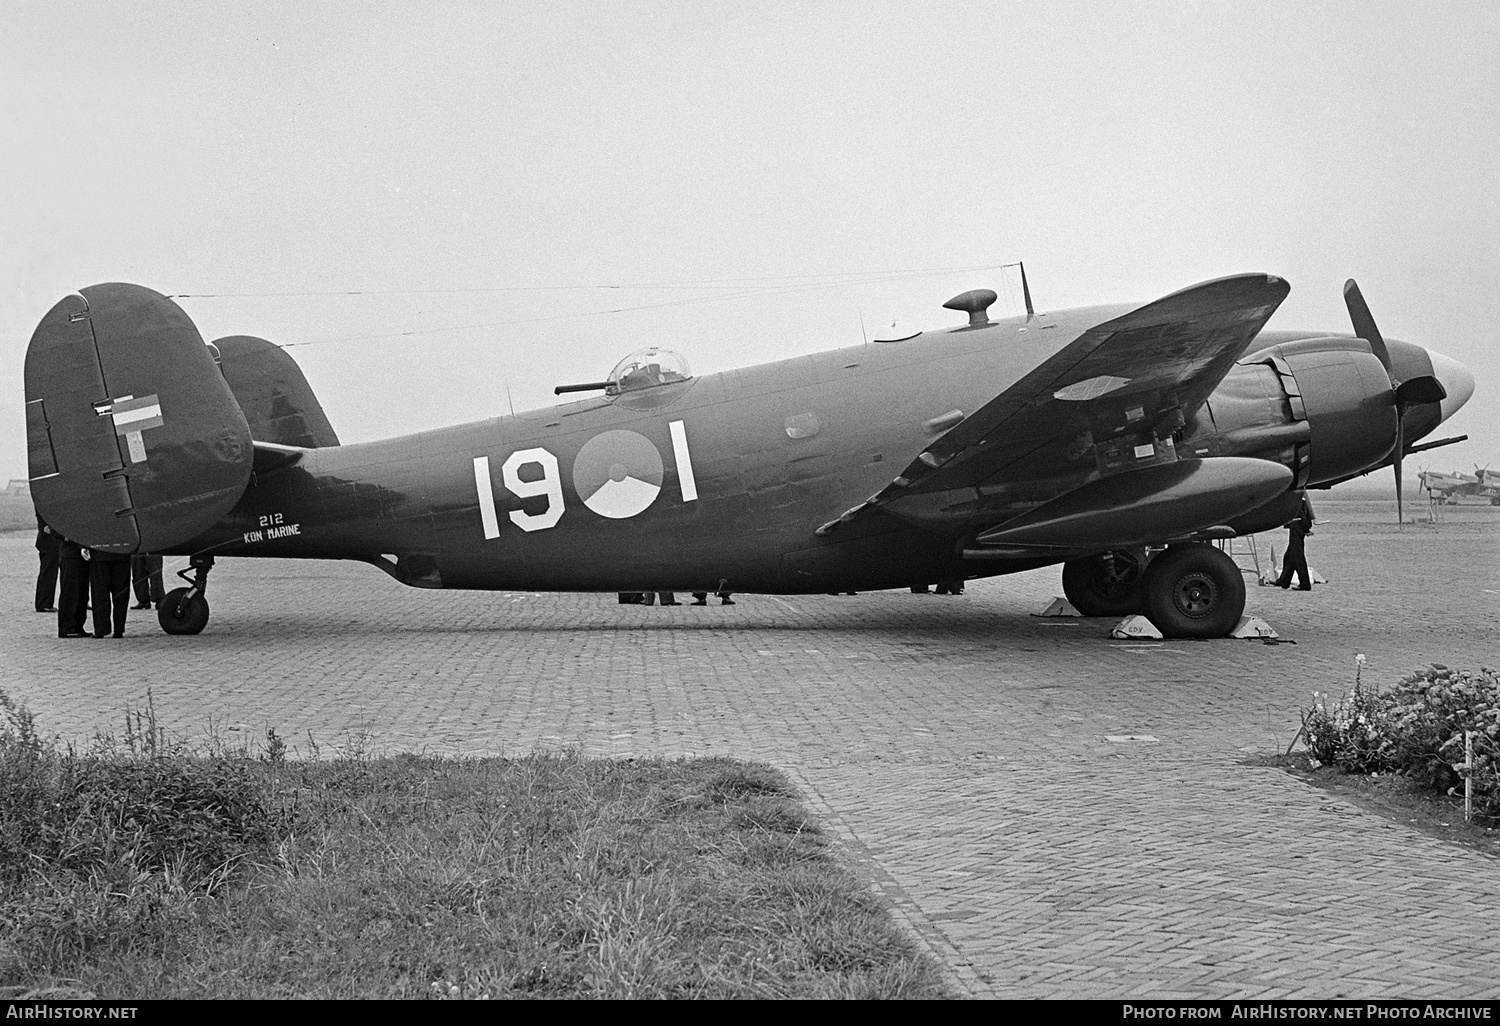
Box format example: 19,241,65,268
1189,336,1397,488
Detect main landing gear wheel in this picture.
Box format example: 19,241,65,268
1141,543,1245,639
159,588,210,635
1061,549,1146,617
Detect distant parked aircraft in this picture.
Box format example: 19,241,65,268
1418,465,1500,505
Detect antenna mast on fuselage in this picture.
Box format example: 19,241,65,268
996,261,1036,321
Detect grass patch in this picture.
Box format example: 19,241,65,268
0,694,949,999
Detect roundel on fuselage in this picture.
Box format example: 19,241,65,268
572,430,664,519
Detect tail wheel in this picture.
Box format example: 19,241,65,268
1141,543,1245,639
1061,550,1146,617
159,587,210,635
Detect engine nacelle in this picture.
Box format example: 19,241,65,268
1190,337,1396,488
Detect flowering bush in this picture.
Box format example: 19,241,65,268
1303,665,1500,821
1303,663,1390,773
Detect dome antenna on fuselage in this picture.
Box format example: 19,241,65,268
945,262,1034,327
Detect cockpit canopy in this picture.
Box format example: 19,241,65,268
607,348,693,395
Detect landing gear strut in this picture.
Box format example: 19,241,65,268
159,555,213,635
1061,549,1147,617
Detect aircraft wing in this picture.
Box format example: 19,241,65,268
819,273,1291,534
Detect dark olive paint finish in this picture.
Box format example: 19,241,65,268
22,274,1475,632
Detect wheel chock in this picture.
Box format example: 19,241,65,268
1034,596,1083,617
1110,615,1163,639
1230,615,1279,639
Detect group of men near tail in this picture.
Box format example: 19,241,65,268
33,517,164,639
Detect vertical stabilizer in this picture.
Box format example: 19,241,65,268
214,335,340,448
24,283,254,553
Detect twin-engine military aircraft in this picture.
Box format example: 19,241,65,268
23,271,1475,639
1418,464,1500,505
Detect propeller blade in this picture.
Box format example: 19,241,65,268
1344,279,1394,377
1345,279,1410,523
1393,417,1404,524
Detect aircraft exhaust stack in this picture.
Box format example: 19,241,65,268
24,284,255,554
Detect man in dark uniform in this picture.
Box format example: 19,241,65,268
88,547,133,638
1276,494,1315,591
34,516,60,612
57,538,90,637
131,554,165,609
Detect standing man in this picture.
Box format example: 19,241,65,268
34,516,60,612
57,537,89,638
1276,494,1315,591
131,554,165,610
88,547,133,638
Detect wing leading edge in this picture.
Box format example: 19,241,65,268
818,273,1291,536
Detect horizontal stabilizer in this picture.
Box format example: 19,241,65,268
25,284,253,553
252,440,307,475
973,458,1292,549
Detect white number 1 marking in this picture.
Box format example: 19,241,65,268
473,457,501,539
670,420,697,502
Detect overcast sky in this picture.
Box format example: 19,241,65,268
3,1,1497,493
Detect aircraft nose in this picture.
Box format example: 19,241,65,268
1428,349,1475,422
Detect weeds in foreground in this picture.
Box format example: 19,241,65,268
0,692,295,997
1303,663,1500,821
0,692,947,999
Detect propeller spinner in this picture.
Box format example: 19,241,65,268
1342,280,1447,523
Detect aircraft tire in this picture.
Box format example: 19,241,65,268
1141,543,1244,640
1061,550,1145,617
158,588,210,635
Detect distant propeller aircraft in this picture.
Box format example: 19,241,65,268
1418,464,1500,505
23,272,1475,639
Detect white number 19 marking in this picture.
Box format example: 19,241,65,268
474,422,693,539
473,450,565,538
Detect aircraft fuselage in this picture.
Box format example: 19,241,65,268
174,303,1139,593
168,304,1454,595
